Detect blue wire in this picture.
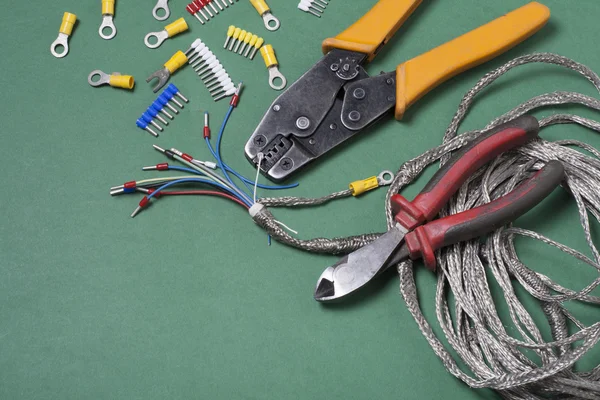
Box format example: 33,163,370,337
146,178,253,208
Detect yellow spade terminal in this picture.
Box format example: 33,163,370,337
249,0,280,31
99,0,117,40
146,50,189,93
144,17,189,49
88,70,135,90
349,171,394,197
51,12,77,58
260,45,287,91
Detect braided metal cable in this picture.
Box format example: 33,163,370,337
252,53,600,397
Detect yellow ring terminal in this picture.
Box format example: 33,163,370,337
260,45,278,68
102,0,115,15
59,12,77,35
250,0,270,15
349,176,379,196
164,51,189,73
165,18,189,37
109,74,135,89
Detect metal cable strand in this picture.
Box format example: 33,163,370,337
258,189,352,207
251,53,600,397
387,54,600,398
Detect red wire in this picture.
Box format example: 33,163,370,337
159,190,250,209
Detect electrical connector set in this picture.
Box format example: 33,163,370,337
222,26,285,90
188,39,236,101
297,0,329,18
224,26,264,59
136,84,189,137
186,0,238,24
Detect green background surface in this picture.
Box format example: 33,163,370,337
2,0,600,399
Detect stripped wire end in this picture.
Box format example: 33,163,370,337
230,81,243,107
131,196,150,218
153,144,175,159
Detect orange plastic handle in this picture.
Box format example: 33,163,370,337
322,0,422,62
395,2,550,119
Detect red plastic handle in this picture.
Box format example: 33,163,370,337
403,160,564,270
391,115,540,230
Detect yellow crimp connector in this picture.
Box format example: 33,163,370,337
238,30,248,43
164,51,189,73
165,18,189,38
260,44,277,68
109,74,134,89
59,12,77,35
232,27,242,41
349,176,379,196
249,0,270,15
102,0,115,15
248,34,258,48
227,25,236,37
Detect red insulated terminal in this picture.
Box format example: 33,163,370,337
124,181,137,189
203,111,211,139
182,153,193,162
186,2,200,15
131,196,151,218
230,82,243,107
142,163,170,171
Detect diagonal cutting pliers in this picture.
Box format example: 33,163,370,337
244,1,551,182
313,116,565,302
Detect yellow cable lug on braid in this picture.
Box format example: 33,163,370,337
249,0,280,31
51,12,77,58
99,0,117,40
260,45,287,90
349,170,394,196
88,71,135,90
145,17,189,49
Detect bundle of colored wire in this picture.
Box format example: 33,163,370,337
112,85,299,217
250,53,600,398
